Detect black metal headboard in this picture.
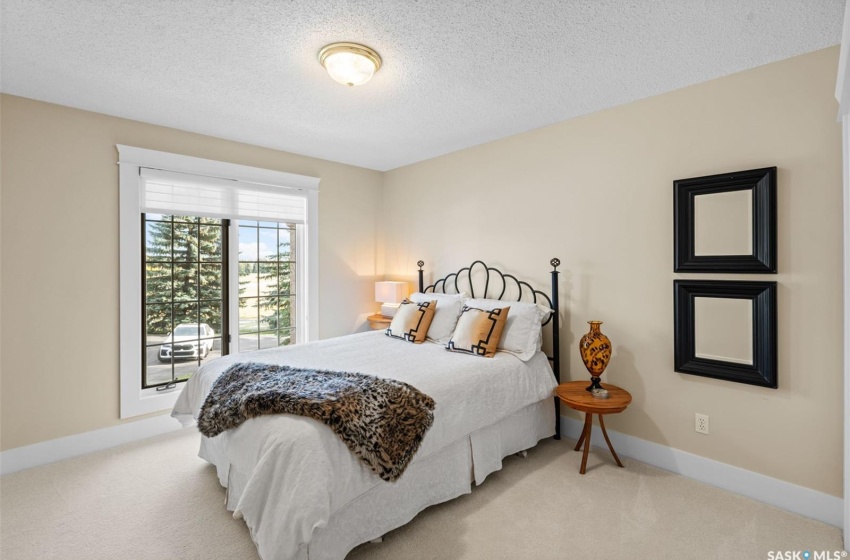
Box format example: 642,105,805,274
417,259,562,440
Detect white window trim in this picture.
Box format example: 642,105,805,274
117,145,320,419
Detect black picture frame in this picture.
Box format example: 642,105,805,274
673,280,777,389
674,167,777,273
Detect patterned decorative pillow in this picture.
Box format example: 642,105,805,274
446,306,510,358
409,291,469,344
385,299,437,344
466,298,553,361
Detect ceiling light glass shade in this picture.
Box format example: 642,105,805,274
319,43,382,87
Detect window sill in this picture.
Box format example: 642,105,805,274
121,384,184,419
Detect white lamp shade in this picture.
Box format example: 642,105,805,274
375,281,407,304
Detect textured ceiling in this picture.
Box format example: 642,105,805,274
1,1,844,171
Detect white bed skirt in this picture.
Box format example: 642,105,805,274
199,398,556,560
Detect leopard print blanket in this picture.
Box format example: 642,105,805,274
196,362,436,482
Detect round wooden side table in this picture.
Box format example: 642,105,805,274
367,314,392,330
555,381,632,475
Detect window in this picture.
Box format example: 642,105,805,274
237,221,297,352
119,145,320,419
143,214,229,389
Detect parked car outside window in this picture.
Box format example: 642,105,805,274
159,323,215,362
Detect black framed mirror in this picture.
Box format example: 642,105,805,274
673,280,777,388
674,167,776,273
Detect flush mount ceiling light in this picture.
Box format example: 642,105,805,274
318,42,382,87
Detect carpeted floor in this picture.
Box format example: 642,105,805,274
0,427,842,560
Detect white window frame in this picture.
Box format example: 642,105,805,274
117,145,320,419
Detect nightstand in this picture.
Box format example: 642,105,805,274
555,381,632,474
367,313,392,330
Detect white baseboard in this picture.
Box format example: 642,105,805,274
0,414,184,475
0,411,841,528
560,416,843,528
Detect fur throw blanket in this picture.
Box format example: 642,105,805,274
197,362,436,482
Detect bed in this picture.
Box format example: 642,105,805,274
172,260,563,560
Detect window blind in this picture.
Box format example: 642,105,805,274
140,168,307,224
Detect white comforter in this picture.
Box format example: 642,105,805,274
172,331,557,560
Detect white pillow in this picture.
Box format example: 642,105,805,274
465,298,553,361
409,291,469,343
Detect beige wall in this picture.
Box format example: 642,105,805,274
0,95,383,450
381,47,843,496
1,47,843,497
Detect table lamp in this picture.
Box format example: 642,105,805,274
375,281,408,318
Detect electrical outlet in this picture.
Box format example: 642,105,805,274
695,413,709,435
